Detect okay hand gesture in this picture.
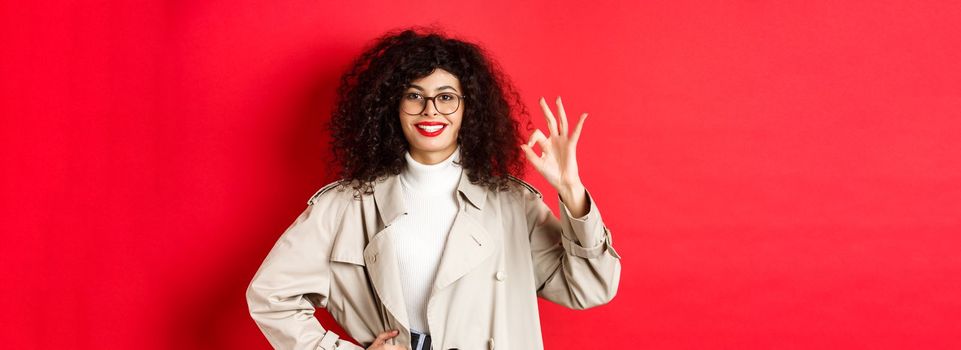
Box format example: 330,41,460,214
520,96,589,217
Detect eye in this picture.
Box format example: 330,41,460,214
438,93,454,101
405,93,423,100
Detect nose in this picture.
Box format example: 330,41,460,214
421,99,439,116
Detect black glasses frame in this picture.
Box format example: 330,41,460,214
400,92,467,115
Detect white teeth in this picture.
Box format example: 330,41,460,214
417,125,444,132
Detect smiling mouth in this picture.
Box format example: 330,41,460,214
416,124,446,132
414,122,448,136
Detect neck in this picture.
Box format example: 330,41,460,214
408,145,458,165
401,145,463,195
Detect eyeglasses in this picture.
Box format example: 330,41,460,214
400,92,465,115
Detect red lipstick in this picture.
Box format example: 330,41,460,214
414,121,448,137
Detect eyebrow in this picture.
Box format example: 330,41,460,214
408,84,459,93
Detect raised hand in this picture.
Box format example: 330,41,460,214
520,96,589,218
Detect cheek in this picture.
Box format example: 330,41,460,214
399,116,414,130
450,117,464,134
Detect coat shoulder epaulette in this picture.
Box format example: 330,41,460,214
307,179,344,206
506,175,542,199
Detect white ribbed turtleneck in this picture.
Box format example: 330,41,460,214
391,145,463,335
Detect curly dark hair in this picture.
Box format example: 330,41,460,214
327,26,531,195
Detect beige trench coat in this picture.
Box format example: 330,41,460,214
246,170,622,350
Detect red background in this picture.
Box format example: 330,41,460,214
2,1,960,349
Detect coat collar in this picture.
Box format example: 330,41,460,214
372,168,488,226
366,168,495,335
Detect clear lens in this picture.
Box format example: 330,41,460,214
400,92,461,115
435,93,459,114
401,93,426,115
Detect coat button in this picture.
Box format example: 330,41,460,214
495,270,505,281
368,254,377,263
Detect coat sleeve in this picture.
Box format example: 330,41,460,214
245,199,365,350
527,186,622,310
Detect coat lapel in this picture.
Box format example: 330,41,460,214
364,170,496,331
433,170,495,291
364,174,411,331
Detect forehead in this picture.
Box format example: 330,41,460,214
408,68,461,90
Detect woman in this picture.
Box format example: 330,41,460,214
246,28,622,350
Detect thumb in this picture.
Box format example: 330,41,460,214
371,329,399,347
520,144,542,168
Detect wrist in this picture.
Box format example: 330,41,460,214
558,182,585,201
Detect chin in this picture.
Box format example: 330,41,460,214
411,141,455,152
